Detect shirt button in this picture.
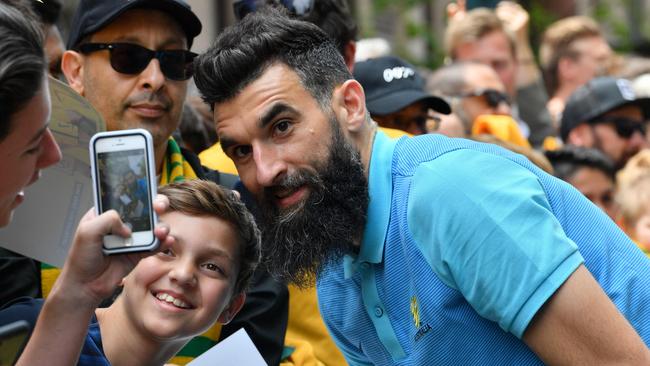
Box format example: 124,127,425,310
374,306,383,317
361,262,370,270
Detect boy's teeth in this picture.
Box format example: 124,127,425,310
155,293,190,308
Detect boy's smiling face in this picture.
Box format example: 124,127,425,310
121,211,245,340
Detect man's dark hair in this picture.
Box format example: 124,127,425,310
0,2,45,141
194,6,352,110
545,146,616,182
292,0,357,56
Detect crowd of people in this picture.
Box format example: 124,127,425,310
1,0,650,365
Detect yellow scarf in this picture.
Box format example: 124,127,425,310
159,137,197,185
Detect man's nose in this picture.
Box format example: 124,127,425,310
253,144,287,187
138,58,166,91
495,100,511,116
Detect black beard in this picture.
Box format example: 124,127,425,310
255,120,369,288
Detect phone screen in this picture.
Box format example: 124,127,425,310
466,0,499,10
97,148,153,233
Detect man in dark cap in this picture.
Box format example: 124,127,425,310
561,77,650,169
354,56,450,135
58,1,286,364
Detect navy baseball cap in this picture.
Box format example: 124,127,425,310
354,56,451,116
561,77,650,141
67,0,202,50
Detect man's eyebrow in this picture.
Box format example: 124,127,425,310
219,102,300,152
219,135,237,152
259,102,299,129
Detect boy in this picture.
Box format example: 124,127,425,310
2,180,261,365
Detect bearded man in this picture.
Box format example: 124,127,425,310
194,7,650,365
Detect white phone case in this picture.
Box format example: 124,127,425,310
89,129,159,254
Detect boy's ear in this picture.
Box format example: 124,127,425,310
217,293,246,325
61,50,85,95
332,79,368,134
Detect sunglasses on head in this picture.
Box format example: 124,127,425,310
591,116,647,138
233,0,315,20
457,89,511,108
77,43,197,81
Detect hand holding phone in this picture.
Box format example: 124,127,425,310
89,129,159,254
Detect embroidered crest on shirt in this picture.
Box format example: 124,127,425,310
410,296,421,328
411,295,432,342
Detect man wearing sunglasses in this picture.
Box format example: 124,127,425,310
58,1,287,365
428,62,525,140
561,77,650,170
353,56,451,136
445,4,556,149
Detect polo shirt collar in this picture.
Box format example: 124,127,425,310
344,130,396,278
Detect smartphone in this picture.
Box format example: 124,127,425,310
89,129,158,254
0,320,30,366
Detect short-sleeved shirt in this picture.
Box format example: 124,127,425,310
317,131,650,365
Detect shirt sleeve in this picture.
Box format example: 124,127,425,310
407,149,584,338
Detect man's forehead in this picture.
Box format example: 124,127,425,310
214,64,311,122
465,64,504,90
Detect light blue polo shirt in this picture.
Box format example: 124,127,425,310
317,131,650,365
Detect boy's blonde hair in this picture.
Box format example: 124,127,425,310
159,180,261,295
616,150,650,228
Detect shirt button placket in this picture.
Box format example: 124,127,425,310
374,305,384,317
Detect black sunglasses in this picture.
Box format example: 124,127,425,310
591,116,647,138
233,0,314,20
77,43,197,81
457,89,511,108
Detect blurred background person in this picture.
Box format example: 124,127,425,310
29,0,64,80
539,16,614,125
445,2,555,148
353,55,450,135
545,146,618,220
616,149,650,256
560,77,650,170
427,61,529,148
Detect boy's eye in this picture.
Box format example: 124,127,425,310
202,262,224,275
159,248,175,257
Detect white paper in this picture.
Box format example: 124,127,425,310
0,77,105,267
187,328,267,366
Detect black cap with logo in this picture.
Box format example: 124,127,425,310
560,77,650,141
66,0,202,50
354,56,450,116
